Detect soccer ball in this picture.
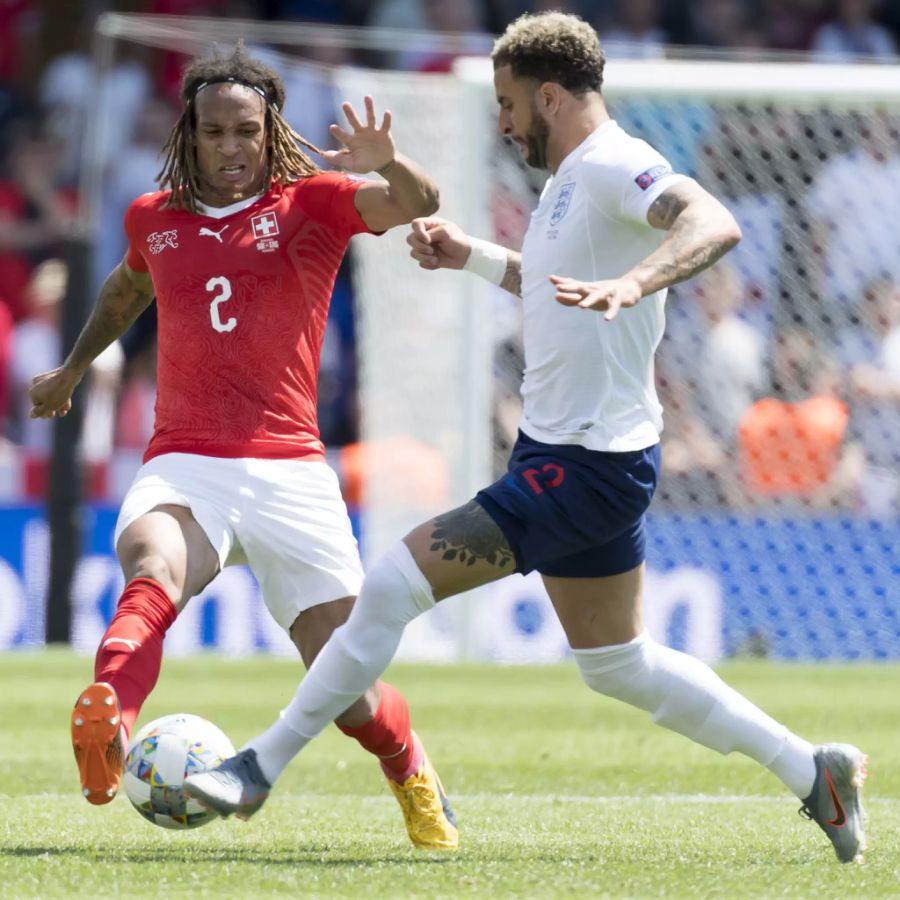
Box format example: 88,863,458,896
123,713,235,829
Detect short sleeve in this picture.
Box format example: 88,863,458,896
583,137,690,226
123,198,149,273
290,172,373,237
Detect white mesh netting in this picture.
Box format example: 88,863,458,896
446,58,900,660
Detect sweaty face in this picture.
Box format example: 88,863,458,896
193,83,268,206
494,64,550,170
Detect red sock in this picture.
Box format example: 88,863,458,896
338,682,419,781
94,577,177,738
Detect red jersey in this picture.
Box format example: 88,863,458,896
124,173,375,463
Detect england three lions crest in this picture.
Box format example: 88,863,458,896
550,182,576,226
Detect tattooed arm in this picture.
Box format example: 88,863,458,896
631,180,742,293
498,251,522,297
552,180,741,320
29,258,155,418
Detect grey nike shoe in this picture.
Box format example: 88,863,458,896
799,743,868,863
183,748,272,820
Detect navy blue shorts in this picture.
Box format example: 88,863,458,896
474,431,660,578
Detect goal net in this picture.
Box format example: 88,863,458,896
445,56,900,663
75,17,900,662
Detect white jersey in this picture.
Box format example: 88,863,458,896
519,119,689,452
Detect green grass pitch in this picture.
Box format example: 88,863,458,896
1,650,899,898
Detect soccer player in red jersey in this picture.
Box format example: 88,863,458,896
28,44,457,849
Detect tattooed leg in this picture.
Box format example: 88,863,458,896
404,501,517,601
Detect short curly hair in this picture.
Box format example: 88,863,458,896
492,12,605,96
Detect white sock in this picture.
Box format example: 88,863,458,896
573,632,816,796
246,542,435,784
767,734,816,799
242,716,307,786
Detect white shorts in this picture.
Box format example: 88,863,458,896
115,453,364,631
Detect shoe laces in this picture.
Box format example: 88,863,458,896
400,776,441,824
228,753,254,781
228,750,269,789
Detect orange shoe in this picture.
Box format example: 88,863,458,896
71,682,126,805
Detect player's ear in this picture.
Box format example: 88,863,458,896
538,82,562,116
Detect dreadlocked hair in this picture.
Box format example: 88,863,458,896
157,42,321,213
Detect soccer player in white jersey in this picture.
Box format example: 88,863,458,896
184,16,867,863
28,44,457,849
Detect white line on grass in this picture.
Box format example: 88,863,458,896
4,793,899,805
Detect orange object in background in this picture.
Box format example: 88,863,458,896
738,396,849,495
339,437,450,511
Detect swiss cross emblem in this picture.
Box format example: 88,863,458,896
251,212,280,239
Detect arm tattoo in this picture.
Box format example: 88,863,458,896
635,185,740,292
647,191,689,230
637,215,734,287
65,267,155,373
500,250,522,297
429,501,516,570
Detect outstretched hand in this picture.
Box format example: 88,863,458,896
550,275,643,321
322,95,396,175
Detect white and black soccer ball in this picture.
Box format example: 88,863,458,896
123,713,235,829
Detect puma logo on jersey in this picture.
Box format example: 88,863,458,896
148,229,178,254
101,637,142,651
199,225,229,243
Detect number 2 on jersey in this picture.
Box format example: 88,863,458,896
207,276,236,333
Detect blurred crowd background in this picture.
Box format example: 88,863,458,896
0,0,898,515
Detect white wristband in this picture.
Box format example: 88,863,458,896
463,237,508,285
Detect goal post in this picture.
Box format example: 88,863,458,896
330,66,493,564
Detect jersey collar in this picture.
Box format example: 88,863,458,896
195,191,266,220
554,119,618,178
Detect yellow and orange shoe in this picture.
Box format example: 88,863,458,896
384,732,459,850
71,682,126,806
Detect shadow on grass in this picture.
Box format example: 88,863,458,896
0,846,457,866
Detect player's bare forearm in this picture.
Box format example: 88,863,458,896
627,182,741,296
377,152,440,221
63,261,154,378
500,250,522,297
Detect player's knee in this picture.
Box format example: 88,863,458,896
352,542,435,628
117,542,184,605
574,643,635,696
572,634,659,707
575,660,631,698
